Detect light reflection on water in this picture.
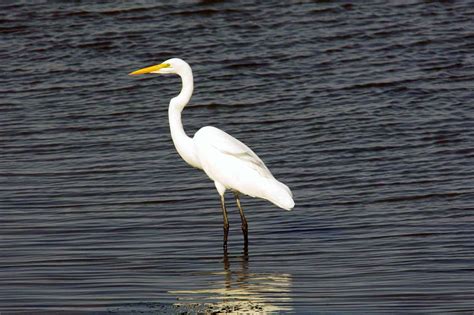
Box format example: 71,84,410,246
170,249,293,314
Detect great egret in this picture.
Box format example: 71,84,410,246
129,58,294,248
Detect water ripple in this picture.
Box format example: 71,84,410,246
1,0,474,313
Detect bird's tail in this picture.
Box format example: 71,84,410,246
264,179,295,211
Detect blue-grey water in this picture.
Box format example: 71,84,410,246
2,1,474,313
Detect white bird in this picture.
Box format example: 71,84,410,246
129,58,294,248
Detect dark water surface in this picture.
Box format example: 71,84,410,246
2,1,474,313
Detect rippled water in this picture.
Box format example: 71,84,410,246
2,1,474,313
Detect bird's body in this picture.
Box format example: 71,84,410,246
130,58,294,248
194,126,294,210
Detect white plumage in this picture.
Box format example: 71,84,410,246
130,58,294,248
194,126,294,210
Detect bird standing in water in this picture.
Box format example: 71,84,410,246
130,58,294,248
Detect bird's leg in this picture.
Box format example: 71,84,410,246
220,194,230,249
234,192,248,248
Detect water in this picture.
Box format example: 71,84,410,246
1,1,474,313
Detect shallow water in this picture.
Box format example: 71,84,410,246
1,1,474,313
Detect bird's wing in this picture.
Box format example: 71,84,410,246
196,126,274,179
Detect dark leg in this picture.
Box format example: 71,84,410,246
234,192,248,248
220,195,229,248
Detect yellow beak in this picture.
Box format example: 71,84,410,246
129,63,170,75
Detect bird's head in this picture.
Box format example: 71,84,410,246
129,58,190,76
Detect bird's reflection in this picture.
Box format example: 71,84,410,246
170,248,292,313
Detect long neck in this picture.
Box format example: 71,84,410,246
168,67,201,169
